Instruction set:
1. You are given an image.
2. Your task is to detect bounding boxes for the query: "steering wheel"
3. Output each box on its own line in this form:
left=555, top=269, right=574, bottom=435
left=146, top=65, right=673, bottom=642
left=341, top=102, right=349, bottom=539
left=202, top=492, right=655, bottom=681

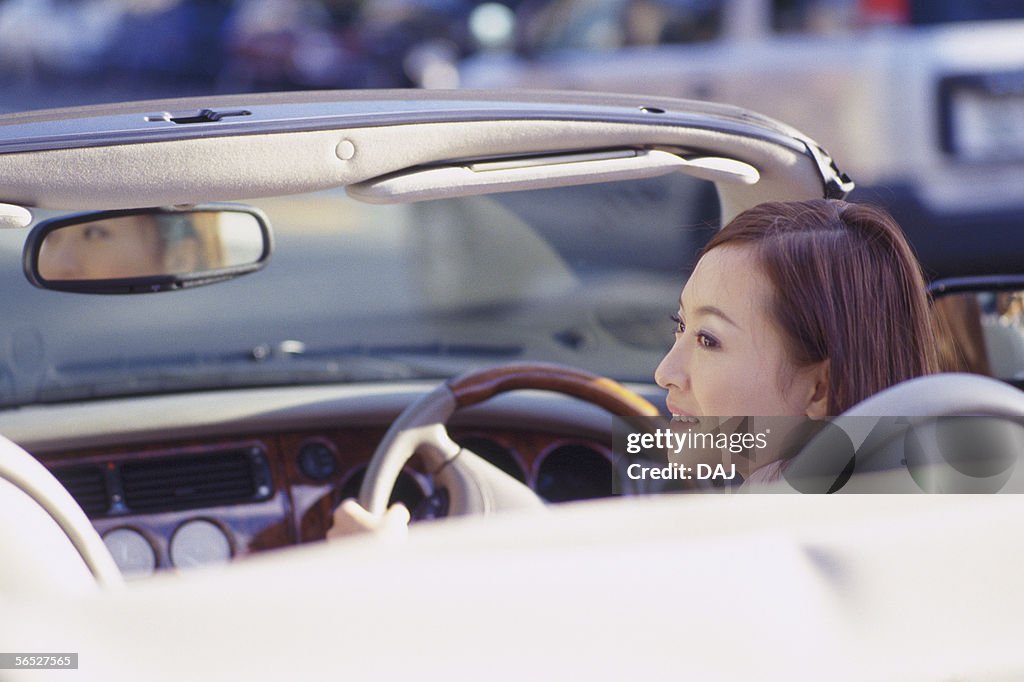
left=0, top=434, right=123, bottom=590
left=357, top=362, right=660, bottom=517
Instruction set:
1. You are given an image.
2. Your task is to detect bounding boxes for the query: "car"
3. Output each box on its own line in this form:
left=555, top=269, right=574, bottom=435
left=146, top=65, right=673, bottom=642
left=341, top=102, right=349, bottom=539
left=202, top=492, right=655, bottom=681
left=0, top=90, right=1022, bottom=680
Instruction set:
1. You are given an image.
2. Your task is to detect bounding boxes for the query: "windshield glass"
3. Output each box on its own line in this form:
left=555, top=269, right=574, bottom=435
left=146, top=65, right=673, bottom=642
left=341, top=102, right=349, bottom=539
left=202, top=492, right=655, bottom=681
left=0, top=174, right=718, bottom=407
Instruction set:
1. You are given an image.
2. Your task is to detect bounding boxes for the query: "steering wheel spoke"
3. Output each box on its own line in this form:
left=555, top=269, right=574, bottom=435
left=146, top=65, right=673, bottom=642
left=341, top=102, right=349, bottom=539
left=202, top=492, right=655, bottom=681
left=358, top=362, right=660, bottom=518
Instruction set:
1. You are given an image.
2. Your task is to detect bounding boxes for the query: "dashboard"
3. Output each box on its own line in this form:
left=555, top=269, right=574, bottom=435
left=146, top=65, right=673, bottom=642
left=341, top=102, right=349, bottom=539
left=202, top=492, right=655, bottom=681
left=3, top=381, right=652, bottom=578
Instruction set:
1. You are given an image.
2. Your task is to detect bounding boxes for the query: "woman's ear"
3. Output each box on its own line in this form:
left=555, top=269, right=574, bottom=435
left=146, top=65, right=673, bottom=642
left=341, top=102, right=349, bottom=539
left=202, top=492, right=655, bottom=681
left=803, top=360, right=830, bottom=418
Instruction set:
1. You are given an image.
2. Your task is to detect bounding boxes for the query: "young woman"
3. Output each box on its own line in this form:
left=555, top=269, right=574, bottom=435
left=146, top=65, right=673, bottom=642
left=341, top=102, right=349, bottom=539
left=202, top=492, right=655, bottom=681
left=331, top=198, right=938, bottom=532
left=655, top=198, right=938, bottom=481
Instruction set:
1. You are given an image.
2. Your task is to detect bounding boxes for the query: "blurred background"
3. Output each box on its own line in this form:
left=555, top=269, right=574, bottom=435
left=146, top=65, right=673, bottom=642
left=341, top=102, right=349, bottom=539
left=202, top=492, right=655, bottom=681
left=2, top=0, right=1024, bottom=275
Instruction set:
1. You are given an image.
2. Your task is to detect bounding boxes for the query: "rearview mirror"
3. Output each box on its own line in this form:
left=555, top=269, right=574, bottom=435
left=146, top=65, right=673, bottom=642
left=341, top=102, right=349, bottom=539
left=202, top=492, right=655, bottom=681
left=24, top=205, right=272, bottom=293
left=932, top=281, right=1024, bottom=385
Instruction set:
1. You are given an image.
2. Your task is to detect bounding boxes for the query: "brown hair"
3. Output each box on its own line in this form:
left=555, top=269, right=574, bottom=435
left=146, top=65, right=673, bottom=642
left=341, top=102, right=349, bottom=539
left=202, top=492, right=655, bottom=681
left=702, top=199, right=938, bottom=415
left=932, top=294, right=991, bottom=375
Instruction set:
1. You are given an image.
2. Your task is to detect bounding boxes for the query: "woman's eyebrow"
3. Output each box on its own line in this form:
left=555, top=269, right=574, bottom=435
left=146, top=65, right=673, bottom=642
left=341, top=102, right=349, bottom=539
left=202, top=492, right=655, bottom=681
left=678, top=297, right=740, bottom=329
left=696, top=305, right=740, bottom=329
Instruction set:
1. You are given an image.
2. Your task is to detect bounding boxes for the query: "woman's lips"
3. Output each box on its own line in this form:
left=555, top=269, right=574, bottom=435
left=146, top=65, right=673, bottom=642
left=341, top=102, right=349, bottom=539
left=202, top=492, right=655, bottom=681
left=666, top=400, right=700, bottom=423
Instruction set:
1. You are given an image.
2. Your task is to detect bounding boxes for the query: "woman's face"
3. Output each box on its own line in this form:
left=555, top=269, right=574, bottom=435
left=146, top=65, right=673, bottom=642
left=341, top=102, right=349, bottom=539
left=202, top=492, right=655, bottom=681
left=38, top=215, right=201, bottom=281
left=655, top=245, right=828, bottom=419
left=39, top=217, right=166, bottom=280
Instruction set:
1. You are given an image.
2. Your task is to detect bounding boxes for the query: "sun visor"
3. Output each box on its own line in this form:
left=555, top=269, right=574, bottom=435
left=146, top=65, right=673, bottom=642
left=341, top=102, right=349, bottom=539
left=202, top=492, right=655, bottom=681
left=0, top=203, right=31, bottom=228
left=347, top=149, right=759, bottom=204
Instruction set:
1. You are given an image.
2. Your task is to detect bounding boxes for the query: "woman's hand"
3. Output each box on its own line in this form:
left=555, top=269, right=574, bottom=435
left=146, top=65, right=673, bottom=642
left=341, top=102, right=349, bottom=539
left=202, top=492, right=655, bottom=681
left=326, top=498, right=410, bottom=541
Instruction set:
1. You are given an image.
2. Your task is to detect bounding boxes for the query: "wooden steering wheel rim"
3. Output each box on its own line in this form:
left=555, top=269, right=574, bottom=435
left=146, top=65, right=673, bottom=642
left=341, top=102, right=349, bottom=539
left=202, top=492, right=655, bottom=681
left=447, top=362, right=661, bottom=417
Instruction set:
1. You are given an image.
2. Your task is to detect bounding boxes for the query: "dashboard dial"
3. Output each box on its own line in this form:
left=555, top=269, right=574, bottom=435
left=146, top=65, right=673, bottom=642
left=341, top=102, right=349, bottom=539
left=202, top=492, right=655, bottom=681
left=169, top=519, right=233, bottom=569
left=102, top=528, right=156, bottom=578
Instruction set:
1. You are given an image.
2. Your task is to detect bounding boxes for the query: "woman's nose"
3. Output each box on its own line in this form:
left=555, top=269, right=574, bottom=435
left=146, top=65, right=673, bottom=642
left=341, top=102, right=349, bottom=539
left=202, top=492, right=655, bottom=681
left=655, top=336, right=689, bottom=390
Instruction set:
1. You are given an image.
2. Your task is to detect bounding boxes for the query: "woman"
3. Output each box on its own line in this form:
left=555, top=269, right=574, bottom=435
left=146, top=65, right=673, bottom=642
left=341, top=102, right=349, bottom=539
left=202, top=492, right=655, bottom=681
left=331, top=198, right=938, bottom=533
left=656, top=198, right=937, bottom=481
left=38, top=214, right=209, bottom=281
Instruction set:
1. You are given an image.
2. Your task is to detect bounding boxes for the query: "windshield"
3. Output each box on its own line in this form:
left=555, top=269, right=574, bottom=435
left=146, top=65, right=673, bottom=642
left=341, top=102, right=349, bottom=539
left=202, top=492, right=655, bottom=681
left=0, top=174, right=718, bottom=408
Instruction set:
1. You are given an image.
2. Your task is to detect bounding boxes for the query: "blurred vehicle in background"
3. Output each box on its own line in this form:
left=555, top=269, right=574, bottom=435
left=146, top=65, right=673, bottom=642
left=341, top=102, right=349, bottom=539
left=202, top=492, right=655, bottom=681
left=458, top=0, right=1024, bottom=280
left=219, top=0, right=478, bottom=91
left=0, top=0, right=481, bottom=100
left=0, top=0, right=122, bottom=83
left=0, top=0, right=237, bottom=101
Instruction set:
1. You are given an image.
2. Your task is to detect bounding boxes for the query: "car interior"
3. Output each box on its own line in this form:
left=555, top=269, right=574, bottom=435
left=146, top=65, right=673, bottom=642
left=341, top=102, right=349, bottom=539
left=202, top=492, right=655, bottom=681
left=0, top=90, right=1022, bottom=680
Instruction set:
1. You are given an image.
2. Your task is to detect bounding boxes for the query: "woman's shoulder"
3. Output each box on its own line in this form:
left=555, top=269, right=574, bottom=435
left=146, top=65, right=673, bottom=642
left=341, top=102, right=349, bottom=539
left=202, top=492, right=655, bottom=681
left=743, top=459, right=788, bottom=486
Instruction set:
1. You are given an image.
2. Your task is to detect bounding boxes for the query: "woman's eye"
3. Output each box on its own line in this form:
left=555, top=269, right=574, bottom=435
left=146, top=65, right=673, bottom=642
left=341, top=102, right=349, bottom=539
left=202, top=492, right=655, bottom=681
left=670, top=314, right=685, bottom=335
left=82, top=226, right=109, bottom=241
left=697, top=333, right=719, bottom=349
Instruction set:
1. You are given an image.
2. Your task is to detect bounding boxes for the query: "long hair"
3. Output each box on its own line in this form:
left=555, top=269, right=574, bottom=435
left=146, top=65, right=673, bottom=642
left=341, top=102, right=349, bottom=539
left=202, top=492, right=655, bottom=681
left=702, top=199, right=938, bottom=415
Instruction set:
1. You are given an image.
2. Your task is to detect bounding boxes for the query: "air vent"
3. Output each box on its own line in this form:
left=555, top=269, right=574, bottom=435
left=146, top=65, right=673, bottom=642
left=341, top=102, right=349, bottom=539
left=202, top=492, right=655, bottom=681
left=52, top=465, right=109, bottom=518
left=121, top=449, right=271, bottom=514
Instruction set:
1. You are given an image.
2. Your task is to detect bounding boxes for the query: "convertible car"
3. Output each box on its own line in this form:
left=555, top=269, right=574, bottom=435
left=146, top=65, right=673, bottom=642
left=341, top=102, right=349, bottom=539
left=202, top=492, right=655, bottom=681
left=0, top=91, right=1023, bottom=680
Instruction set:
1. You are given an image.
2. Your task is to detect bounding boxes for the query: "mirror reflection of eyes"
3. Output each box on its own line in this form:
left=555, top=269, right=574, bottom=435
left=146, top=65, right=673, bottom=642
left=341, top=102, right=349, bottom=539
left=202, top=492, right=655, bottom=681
left=36, top=211, right=266, bottom=283
left=82, top=224, right=111, bottom=241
